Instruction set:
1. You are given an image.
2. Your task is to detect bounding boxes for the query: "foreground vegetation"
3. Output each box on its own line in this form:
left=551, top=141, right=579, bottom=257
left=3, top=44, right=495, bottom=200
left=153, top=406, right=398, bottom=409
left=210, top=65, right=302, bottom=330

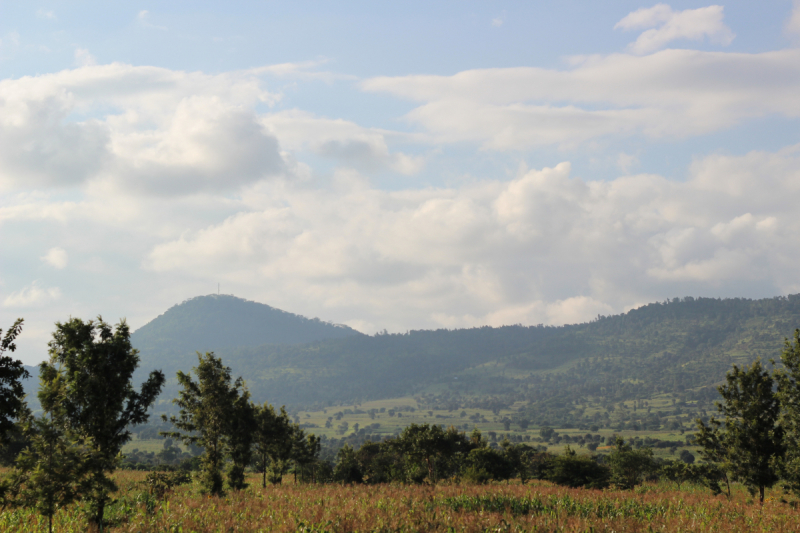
left=2, top=471, right=800, bottom=532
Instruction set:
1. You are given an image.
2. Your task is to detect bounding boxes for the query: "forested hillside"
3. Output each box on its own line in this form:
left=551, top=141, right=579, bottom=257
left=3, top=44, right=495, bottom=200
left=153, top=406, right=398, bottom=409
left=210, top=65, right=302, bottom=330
left=132, top=294, right=800, bottom=431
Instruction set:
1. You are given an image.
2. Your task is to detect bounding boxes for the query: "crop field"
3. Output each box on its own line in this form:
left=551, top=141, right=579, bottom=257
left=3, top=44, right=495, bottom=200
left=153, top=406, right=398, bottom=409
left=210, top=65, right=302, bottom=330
left=128, top=396, right=700, bottom=461
left=2, top=470, right=799, bottom=532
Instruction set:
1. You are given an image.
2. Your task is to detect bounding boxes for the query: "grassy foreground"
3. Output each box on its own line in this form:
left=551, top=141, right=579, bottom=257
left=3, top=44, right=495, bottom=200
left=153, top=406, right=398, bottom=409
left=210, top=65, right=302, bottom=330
left=0, top=471, right=800, bottom=533
left=2, top=471, right=800, bottom=532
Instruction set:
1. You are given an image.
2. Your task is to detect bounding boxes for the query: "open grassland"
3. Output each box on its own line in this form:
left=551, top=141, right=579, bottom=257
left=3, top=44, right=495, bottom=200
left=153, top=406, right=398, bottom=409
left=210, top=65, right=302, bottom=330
left=2, top=470, right=800, bottom=532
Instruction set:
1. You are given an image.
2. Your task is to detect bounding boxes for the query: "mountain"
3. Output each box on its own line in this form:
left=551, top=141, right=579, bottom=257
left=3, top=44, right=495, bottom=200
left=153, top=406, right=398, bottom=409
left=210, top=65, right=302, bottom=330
left=133, top=294, right=800, bottom=432
left=132, top=294, right=361, bottom=379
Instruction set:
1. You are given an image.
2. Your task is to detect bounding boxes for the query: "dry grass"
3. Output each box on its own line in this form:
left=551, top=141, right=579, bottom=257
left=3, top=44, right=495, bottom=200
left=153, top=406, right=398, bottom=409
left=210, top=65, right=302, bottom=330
left=2, top=471, right=799, bottom=532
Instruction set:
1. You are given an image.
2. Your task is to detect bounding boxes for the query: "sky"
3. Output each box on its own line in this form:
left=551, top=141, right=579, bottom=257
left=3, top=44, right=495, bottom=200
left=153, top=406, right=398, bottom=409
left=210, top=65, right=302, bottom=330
left=2, top=1, right=800, bottom=365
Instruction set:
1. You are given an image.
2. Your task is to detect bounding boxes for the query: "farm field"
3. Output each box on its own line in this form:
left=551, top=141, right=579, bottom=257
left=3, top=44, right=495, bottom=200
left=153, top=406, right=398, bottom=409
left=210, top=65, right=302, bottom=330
left=127, top=396, right=700, bottom=461
left=1, top=470, right=798, bottom=532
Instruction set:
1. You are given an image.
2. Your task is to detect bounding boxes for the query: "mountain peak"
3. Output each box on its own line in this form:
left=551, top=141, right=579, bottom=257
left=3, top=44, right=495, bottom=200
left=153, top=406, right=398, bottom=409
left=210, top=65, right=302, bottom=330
left=132, top=294, right=360, bottom=354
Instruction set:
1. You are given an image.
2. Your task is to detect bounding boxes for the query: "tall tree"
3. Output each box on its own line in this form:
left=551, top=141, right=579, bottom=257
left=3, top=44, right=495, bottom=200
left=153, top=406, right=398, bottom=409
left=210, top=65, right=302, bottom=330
left=163, top=352, right=245, bottom=495
left=0, top=319, right=30, bottom=444
left=696, top=360, right=783, bottom=503
left=775, top=329, right=800, bottom=496
left=227, top=390, right=255, bottom=490
left=41, top=317, right=165, bottom=528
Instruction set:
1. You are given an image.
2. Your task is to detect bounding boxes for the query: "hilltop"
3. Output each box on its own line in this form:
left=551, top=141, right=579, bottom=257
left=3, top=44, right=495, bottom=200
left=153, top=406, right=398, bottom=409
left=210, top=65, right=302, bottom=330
left=132, top=294, right=361, bottom=376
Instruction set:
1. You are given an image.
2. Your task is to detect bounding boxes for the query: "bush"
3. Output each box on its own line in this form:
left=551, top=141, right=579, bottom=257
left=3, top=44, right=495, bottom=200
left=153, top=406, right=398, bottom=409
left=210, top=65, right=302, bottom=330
left=545, top=447, right=610, bottom=489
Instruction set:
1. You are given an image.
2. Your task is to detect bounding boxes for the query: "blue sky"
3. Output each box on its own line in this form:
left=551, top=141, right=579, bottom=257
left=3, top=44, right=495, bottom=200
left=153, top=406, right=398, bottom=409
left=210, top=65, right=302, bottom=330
left=2, top=1, right=800, bottom=364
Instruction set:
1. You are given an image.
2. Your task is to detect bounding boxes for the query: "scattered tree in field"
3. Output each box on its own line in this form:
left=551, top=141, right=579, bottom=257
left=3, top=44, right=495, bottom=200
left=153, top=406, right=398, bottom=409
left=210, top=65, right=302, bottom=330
left=605, top=437, right=657, bottom=490
left=12, top=407, right=85, bottom=533
left=775, top=329, right=800, bottom=497
left=162, top=352, right=244, bottom=496
left=0, top=319, right=30, bottom=444
left=544, top=446, right=610, bottom=489
left=695, top=360, right=783, bottom=503
left=40, top=317, right=165, bottom=528
left=227, top=390, right=255, bottom=490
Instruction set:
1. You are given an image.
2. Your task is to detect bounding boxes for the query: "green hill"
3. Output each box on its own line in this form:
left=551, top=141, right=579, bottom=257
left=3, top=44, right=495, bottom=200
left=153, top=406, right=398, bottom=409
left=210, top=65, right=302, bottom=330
left=133, top=294, right=800, bottom=432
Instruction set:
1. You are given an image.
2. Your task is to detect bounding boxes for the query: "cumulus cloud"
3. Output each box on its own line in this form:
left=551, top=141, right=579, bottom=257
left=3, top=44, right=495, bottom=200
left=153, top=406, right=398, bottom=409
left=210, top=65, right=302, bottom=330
left=0, top=63, right=285, bottom=195
left=3, top=282, right=62, bottom=308
left=42, top=247, right=68, bottom=269
left=262, top=110, right=424, bottom=175
left=142, top=145, right=800, bottom=330
left=363, top=49, right=800, bottom=149
left=615, top=4, right=734, bottom=54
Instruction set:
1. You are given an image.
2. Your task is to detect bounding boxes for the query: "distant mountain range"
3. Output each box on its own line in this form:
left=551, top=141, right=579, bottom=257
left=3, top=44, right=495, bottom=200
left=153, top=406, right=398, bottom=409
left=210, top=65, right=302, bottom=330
left=125, top=294, right=800, bottom=424
left=23, top=293, right=800, bottom=430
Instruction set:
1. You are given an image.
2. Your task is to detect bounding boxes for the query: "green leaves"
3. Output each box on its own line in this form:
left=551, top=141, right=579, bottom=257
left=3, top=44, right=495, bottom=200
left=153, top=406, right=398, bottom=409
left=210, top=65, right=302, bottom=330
left=695, top=359, right=783, bottom=503
left=163, top=352, right=251, bottom=495
left=0, top=319, right=30, bottom=444
left=33, top=316, right=165, bottom=527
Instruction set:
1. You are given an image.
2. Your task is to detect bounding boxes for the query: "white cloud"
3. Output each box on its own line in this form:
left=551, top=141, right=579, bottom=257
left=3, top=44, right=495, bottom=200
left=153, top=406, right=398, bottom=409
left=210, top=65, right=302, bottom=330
left=36, top=9, right=56, bottom=20
left=0, top=63, right=285, bottom=195
left=74, top=48, right=96, bottom=67
left=262, top=110, right=425, bottom=175
left=3, top=282, right=62, bottom=308
left=491, top=12, right=505, bottom=28
left=42, top=247, right=68, bottom=269
left=615, top=4, right=734, bottom=54
left=617, top=152, right=638, bottom=173
left=363, top=48, right=800, bottom=149
left=138, top=10, right=167, bottom=31
left=141, top=145, right=800, bottom=331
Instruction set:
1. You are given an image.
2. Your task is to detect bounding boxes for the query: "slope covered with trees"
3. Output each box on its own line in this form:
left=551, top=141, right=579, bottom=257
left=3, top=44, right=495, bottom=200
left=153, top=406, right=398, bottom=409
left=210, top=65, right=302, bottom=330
left=133, top=294, right=800, bottom=432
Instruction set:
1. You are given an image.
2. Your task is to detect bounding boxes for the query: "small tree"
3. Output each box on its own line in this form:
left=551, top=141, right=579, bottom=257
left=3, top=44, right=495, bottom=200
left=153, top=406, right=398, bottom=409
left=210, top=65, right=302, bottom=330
left=696, top=360, right=783, bottom=503
left=775, top=329, right=800, bottom=496
left=42, top=317, right=165, bottom=528
left=162, top=352, right=244, bottom=496
left=13, top=408, right=86, bottom=533
left=605, top=437, right=656, bottom=490
left=0, top=319, right=30, bottom=444
left=546, top=446, right=610, bottom=489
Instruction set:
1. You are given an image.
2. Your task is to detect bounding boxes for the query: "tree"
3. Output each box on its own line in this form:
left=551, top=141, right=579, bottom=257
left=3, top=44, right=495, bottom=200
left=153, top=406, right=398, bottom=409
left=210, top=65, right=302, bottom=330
left=695, top=360, right=783, bottom=503
left=162, top=352, right=245, bottom=496
left=12, top=407, right=86, bottom=533
left=0, top=319, right=30, bottom=444
left=41, top=317, right=165, bottom=528
left=545, top=446, right=610, bottom=489
left=252, top=403, right=295, bottom=486
left=226, top=390, right=255, bottom=490
left=605, top=437, right=657, bottom=490
left=775, top=329, right=800, bottom=496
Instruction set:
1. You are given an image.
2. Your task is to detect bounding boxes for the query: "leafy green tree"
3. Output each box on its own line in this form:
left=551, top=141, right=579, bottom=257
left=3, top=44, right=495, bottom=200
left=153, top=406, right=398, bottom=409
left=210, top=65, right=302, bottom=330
left=545, top=446, right=610, bottom=489
left=332, top=444, right=363, bottom=483
left=463, top=446, right=513, bottom=484
left=695, top=360, right=783, bottom=503
left=162, top=352, right=243, bottom=496
left=500, top=440, right=536, bottom=484
left=226, top=390, right=255, bottom=490
left=12, top=407, right=86, bottom=533
left=252, top=403, right=295, bottom=486
left=775, top=329, right=800, bottom=497
left=0, top=319, right=30, bottom=444
left=291, top=429, right=321, bottom=483
left=42, top=317, right=165, bottom=528
left=605, top=437, right=657, bottom=490
left=392, top=424, right=468, bottom=483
